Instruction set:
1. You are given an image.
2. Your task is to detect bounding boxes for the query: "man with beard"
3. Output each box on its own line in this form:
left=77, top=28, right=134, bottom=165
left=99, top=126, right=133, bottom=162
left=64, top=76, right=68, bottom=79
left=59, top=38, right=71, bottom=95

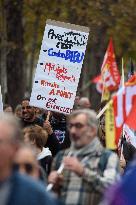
left=21, top=98, right=60, bottom=156
left=21, top=98, right=43, bottom=128
left=48, top=109, right=120, bottom=205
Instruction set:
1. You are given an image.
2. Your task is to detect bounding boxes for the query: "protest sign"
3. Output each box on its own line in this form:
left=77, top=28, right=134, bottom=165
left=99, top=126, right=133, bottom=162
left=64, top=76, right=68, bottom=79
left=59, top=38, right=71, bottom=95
left=30, top=19, right=89, bottom=114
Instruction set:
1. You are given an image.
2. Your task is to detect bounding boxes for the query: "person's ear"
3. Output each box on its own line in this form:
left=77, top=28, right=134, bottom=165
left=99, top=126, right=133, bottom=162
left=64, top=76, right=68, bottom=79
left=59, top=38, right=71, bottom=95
left=31, top=139, right=35, bottom=146
left=89, top=126, right=97, bottom=136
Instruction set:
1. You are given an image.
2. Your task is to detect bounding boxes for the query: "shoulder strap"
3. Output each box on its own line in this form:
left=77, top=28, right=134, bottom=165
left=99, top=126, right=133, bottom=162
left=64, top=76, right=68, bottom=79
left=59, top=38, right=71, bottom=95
left=55, top=149, right=69, bottom=170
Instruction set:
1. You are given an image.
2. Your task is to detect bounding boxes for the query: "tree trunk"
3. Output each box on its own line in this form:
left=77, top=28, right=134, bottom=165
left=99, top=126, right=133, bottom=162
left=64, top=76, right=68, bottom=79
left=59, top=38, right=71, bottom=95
left=5, top=0, right=24, bottom=108
left=29, top=11, right=41, bottom=92
left=0, top=0, right=7, bottom=103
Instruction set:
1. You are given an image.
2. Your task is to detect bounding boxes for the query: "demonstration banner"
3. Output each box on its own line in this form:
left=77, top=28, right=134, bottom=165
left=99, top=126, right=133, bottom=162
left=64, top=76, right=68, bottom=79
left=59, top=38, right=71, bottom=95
left=105, top=100, right=116, bottom=149
left=30, top=20, right=89, bottom=114
left=101, top=38, right=120, bottom=101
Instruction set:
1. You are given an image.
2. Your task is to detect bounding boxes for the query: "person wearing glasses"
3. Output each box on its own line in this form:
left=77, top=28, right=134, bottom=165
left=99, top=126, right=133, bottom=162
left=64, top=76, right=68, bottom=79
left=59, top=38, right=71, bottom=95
left=13, top=144, right=46, bottom=182
left=48, top=109, right=120, bottom=205
left=0, top=113, right=58, bottom=205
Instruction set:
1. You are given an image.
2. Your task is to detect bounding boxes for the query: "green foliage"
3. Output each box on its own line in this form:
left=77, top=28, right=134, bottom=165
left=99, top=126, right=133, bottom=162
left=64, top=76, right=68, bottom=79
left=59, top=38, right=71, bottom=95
left=22, top=0, right=136, bottom=101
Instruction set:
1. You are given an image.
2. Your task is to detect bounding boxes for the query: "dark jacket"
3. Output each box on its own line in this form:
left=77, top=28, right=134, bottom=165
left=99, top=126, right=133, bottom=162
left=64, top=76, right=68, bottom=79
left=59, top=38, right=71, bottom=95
left=38, top=147, right=52, bottom=175
left=46, top=133, right=61, bottom=157
left=121, top=138, right=136, bottom=165
left=7, top=172, right=57, bottom=205
left=50, top=115, right=71, bottom=150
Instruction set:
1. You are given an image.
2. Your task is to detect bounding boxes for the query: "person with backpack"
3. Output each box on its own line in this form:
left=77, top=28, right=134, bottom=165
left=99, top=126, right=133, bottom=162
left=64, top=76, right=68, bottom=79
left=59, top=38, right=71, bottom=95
left=48, top=109, right=120, bottom=205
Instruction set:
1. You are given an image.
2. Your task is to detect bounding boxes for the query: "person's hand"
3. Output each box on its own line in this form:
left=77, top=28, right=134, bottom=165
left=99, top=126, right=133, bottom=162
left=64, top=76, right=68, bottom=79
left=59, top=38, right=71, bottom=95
left=48, top=171, right=63, bottom=188
left=63, top=156, right=84, bottom=176
left=120, top=154, right=126, bottom=169
left=43, top=120, right=53, bottom=135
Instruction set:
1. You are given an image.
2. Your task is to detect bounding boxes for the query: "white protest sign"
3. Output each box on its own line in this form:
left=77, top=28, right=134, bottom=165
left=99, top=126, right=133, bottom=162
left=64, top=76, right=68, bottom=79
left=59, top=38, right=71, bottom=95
left=30, top=19, right=89, bottom=114
left=0, top=86, right=3, bottom=112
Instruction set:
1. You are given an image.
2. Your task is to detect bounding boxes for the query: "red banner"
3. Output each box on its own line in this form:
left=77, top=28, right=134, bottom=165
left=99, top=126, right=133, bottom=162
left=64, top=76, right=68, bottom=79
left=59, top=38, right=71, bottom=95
left=101, top=38, right=120, bottom=91
left=113, top=74, right=136, bottom=145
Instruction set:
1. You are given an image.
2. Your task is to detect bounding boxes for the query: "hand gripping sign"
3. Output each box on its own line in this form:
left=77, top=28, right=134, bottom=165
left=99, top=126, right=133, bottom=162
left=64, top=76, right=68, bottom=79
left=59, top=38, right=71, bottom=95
left=30, top=20, right=89, bottom=114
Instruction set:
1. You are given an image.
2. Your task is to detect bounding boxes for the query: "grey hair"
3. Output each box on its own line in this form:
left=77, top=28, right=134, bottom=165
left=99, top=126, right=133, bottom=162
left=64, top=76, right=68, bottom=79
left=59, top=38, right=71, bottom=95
left=68, top=109, right=98, bottom=131
left=0, top=112, right=23, bottom=143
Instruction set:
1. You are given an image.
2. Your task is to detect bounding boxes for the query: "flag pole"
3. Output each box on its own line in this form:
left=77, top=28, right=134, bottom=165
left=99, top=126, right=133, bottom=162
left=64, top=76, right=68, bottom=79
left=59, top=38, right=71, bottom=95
left=120, top=58, right=125, bottom=160
left=96, top=86, right=124, bottom=119
left=96, top=100, right=112, bottom=119
left=46, top=151, right=72, bottom=191
left=121, top=58, right=125, bottom=87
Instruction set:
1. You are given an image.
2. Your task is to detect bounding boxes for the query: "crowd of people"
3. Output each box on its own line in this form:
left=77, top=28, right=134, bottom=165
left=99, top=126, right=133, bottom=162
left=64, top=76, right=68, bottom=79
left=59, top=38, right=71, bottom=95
left=1, top=96, right=136, bottom=205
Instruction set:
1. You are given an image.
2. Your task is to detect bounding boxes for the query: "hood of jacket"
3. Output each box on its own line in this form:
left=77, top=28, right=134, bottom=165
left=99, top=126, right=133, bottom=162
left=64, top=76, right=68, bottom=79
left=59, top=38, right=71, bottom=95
left=37, top=147, right=52, bottom=160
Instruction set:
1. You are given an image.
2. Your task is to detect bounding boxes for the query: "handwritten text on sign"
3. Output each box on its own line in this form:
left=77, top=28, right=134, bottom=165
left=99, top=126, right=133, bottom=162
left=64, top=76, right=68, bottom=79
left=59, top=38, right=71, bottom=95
left=30, top=20, right=89, bottom=114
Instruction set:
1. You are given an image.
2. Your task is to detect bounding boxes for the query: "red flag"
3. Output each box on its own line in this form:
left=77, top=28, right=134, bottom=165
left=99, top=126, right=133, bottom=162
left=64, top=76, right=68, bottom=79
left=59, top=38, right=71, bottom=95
left=125, top=98, right=136, bottom=131
left=113, top=74, right=136, bottom=145
left=101, top=38, right=120, bottom=91
left=125, top=75, right=136, bottom=130
left=92, top=75, right=103, bottom=93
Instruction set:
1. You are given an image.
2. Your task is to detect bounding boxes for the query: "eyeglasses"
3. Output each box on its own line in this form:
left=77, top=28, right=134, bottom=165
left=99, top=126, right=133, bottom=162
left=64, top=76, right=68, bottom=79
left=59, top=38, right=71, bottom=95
left=67, top=123, right=88, bottom=130
left=13, top=162, right=35, bottom=174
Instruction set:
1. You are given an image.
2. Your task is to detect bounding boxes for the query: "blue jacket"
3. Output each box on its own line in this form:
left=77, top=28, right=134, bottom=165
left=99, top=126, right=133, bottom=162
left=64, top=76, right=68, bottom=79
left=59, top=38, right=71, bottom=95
left=7, top=172, right=58, bottom=205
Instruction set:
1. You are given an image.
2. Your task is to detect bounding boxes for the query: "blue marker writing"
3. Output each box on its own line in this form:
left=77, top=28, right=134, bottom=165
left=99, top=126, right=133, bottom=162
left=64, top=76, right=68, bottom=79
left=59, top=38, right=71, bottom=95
left=48, top=48, right=84, bottom=63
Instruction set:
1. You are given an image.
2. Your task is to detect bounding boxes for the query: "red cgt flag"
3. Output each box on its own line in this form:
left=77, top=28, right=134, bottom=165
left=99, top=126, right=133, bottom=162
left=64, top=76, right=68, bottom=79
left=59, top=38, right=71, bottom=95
left=92, top=75, right=103, bottom=93
left=101, top=38, right=120, bottom=91
left=113, top=74, right=136, bottom=145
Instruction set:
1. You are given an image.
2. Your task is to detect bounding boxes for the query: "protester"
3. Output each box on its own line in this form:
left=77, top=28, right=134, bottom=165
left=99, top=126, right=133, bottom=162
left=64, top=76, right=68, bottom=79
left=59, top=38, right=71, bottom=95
left=21, top=98, right=60, bottom=156
left=48, top=109, right=120, bottom=205
left=43, top=113, right=61, bottom=156
left=73, top=94, right=80, bottom=109
left=118, top=136, right=136, bottom=173
left=78, top=97, right=91, bottom=109
left=14, top=104, right=22, bottom=118
left=13, top=144, right=46, bottom=181
left=42, top=111, right=71, bottom=156
left=49, top=112, right=71, bottom=150
left=23, top=125, right=52, bottom=175
left=0, top=112, right=58, bottom=205
left=21, top=98, right=43, bottom=127
left=3, top=104, right=13, bottom=113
